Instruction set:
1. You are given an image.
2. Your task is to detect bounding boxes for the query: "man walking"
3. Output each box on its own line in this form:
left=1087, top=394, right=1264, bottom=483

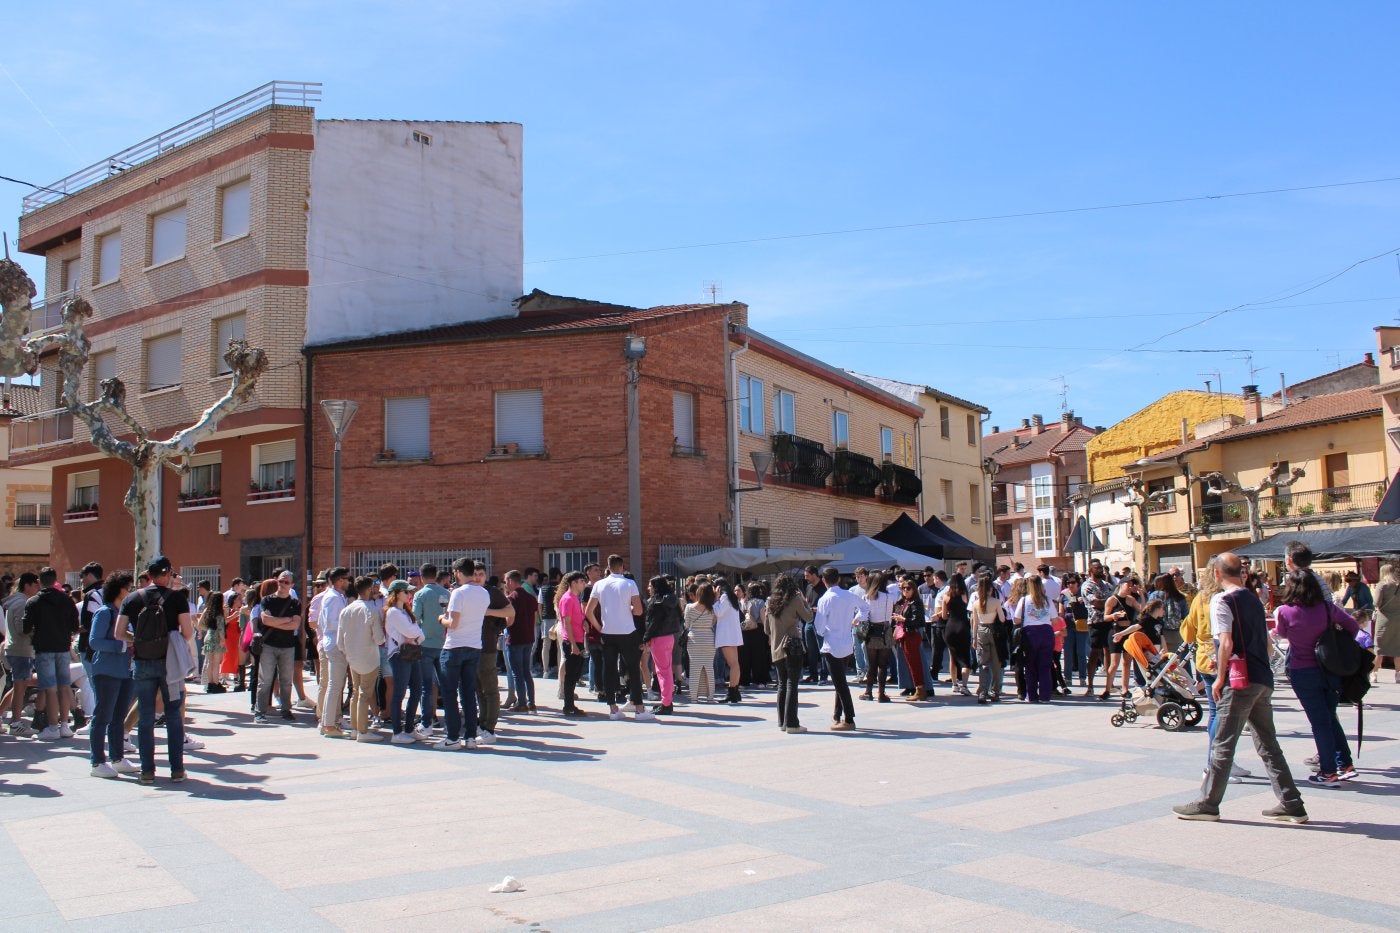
left=1173, top=552, right=1307, bottom=823
left=585, top=555, right=655, bottom=721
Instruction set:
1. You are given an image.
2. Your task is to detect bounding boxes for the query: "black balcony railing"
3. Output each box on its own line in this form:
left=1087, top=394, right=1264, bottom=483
left=881, top=462, right=923, bottom=505
left=1194, top=480, right=1387, bottom=530
left=832, top=449, right=881, bottom=497
left=771, top=433, right=833, bottom=489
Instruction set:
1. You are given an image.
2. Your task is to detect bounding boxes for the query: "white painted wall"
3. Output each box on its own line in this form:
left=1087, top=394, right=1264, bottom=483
left=305, top=121, right=523, bottom=344
left=1029, top=461, right=1057, bottom=558
left=1082, top=489, right=1134, bottom=572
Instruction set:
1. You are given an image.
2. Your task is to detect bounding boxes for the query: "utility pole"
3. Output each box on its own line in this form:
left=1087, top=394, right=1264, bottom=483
left=623, top=335, right=647, bottom=572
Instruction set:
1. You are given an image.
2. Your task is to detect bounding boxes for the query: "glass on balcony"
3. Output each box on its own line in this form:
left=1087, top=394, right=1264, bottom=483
left=11, top=409, right=75, bottom=452
left=833, top=449, right=881, bottom=497
left=771, top=433, right=833, bottom=489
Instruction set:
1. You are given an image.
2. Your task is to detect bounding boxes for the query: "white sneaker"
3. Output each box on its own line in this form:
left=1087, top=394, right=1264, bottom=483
left=90, top=762, right=119, bottom=778
left=295, top=698, right=317, bottom=711
left=413, top=726, right=433, bottom=740
left=124, top=735, right=138, bottom=754
left=608, top=708, right=625, bottom=720
left=59, top=723, right=75, bottom=738
left=633, top=709, right=657, bottom=721
left=390, top=732, right=416, bottom=745
left=476, top=730, right=496, bottom=746
left=183, top=736, right=206, bottom=751
left=112, top=759, right=140, bottom=775
left=464, top=738, right=478, bottom=749
left=356, top=731, right=383, bottom=743
left=436, top=738, right=464, bottom=750
left=38, top=725, right=61, bottom=741
left=1203, top=768, right=1243, bottom=785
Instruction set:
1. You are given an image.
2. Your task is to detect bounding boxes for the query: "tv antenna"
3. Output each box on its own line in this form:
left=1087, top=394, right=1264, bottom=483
left=1198, top=370, right=1222, bottom=395
left=702, top=280, right=723, bottom=304
left=1053, top=375, right=1069, bottom=413
left=1234, top=352, right=1265, bottom=385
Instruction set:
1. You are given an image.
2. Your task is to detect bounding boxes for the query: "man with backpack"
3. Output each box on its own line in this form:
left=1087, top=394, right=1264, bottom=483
left=119, top=556, right=193, bottom=785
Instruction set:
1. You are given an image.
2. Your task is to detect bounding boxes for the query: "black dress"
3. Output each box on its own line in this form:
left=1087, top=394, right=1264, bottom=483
left=944, top=595, right=972, bottom=672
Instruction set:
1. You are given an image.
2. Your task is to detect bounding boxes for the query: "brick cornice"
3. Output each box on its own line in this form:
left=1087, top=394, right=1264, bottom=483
left=19, top=131, right=315, bottom=254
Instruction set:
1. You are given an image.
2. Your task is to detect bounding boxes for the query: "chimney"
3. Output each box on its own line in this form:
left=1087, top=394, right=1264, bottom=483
left=1180, top=417, right=1189, bottom=445
left=992, top=425, right=999, bottom=434
left=1279, top=372, right=1288, bottom=409
left=1365, top=352, right=1375, bottom=366
left=1060, top=411, right=1074, bottom=433
left=1020, top=418, right=1030, bottom=430
left=1243, top=385, right=1262, bottom=424
left=1031, top=414, right=1044, bottom=434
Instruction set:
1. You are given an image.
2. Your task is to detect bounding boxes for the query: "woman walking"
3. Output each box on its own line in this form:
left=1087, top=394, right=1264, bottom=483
left=1275, top=569, right=1360, bottom=784
left=684, top=583, right=718, bottom=702
left=1013, top=575, right=1057, bottom=703
left=642, top=576, right=684, bottom=715
left=199, top=592, right=227, bottom=693
left=383, top=580, right=425, bottom=745
left=860, top=572, right=896, bottom=702
left=763, top=574, right=813, bottom=733
left=940, top=574, right=973, bottom=696
left=972, top=575, right=1005, bottom=703
left=713, top=579, right=745, bottom=703
left=87, top=572, right=139, bottom=778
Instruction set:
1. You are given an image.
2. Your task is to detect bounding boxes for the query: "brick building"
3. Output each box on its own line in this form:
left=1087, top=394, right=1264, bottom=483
left=0, top=384, right=53, bottom=576
left=11, top=81, right=522, bottom=584
left=985, top=413, right=1097, bottom=572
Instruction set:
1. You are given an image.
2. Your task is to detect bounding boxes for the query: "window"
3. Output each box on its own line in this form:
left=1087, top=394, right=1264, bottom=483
left=834, top=518, right=858, bottom=541
left=1032, top=474, right=1053, bottom=509
left=149, top=204, right=187, bottom=266
left=1035, top=517, right=1055, bottom=553
left=213, top=314, right=246, bottom=375
left=1018, top=523, right=1032, bottom=552
left=96, top=230, right=121, bottom=284
left=90, top=349, right=116, bottom=400
left=1147, top=478, right=1177, bottom=512
left=542, top=548, right=597, bottom=575
left=412, top=130, right=433, bottom=146
left=940, top=479, right=954, bottom=518
left=385, top=396, right=431, bottom=459
left=832, top=410, right=849, bottom=449
left=969, top=484, right=982, bottom=521
left=738, top=374, right=765, bottom=434
left=940, top=405, right=951, bottom=439
left=774, top=390, right=795, bottom=434
left=1392, top=346, right=1400, bottom=368
left=880, top=426, right=894, bottom=461
left=1102, top=526, right=1111, bottom=547
left=252, top=439, right=296, bottom=496
left=1012, top=483, right=1027, bottom=512
left=180, top=451, right=222, bottom=503
left=69, top=470, right=99, bottom=511
left=15, top=494, right=50, bottom=528
left=144, top=332, right=182, bottom=392
left=219, top=179, right=251, bottom=241
left=742, top=527, right=771, bottom=548
left=966, top=413, right=977, bottom=445
left=672, top=391, right=697, bottom=452
left=495, top=388, right=544, bottom=454
left=61, top=258, right=80, bottom=293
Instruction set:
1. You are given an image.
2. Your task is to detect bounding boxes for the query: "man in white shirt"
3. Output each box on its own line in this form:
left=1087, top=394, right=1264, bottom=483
left=316, top=568, right=351, bottom=738
left=1038, top=564, right=1062, bottom=605
left=994, top=566, right=1014, bottom=602
left=435, top=558, right=513, bottom=750
left=585, top=554, right=654, bottom=721
left=814, top=567, right=868, bottom=730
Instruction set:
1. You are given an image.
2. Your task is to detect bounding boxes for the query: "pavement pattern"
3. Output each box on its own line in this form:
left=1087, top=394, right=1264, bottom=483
left=2, top=673, right=1398, bottom=932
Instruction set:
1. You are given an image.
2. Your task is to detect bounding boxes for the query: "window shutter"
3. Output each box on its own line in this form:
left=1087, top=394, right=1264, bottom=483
left=672, top=392, right=695, bottom=449
left=146, top=332, right=182, bottom=390
left=150, top=204, right=187, bottom=265
left=214, top=314, right=246, bottom=374
left=258, top=440, right=297, bottom=466
left=221, top=179, right=251, bottom=240
left=385, top=397, right=431, bottom=459
left=495, top=389, right=544, bottom=453
left=98, top=231, right=121, bottom=283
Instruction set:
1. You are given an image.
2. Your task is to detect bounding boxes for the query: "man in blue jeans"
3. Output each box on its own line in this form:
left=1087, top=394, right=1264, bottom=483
left=504, top=570, right=539, bottom=712
left=411, top=562, right=450, bottom=734
left=436, top=558, right=513, bottom=750
left=119, top=556, right=193, bottom=785
left=801, top=566, right=828, bottom=684
left=22, top=567, right=80, bottom=740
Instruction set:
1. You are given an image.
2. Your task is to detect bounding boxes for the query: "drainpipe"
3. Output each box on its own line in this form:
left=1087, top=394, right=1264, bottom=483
left=302, top=349, right=314, bottom=581
left=726, top=319, right=749, bottom=546
left=914, top=417, right=925, bottom=524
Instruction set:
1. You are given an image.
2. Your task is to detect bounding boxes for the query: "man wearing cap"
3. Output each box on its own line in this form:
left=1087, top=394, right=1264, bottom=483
left=118, top=557, right=193, bottom=784
left=254, top=571, right=302, bottom=724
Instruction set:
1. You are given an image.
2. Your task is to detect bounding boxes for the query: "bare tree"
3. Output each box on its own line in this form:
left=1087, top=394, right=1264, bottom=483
left=0, top=257, right=267, bottom=571
left=1202, top=463, right=1306, bottom=543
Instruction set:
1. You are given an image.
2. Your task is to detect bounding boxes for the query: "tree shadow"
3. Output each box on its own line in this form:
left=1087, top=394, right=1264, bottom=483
left=1234, top=819, right=1400, bottom=841
left=0, top=780, right=62, bottom=799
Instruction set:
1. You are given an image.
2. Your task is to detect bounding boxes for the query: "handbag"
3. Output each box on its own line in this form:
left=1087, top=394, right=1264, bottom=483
left=1316, top=604, right=1361, bottom=677
left=1223, top=591, right=1249, bottom=690
left=780, top=633, right=805, bottom=662
left=397, top=641, right=423, bottom=663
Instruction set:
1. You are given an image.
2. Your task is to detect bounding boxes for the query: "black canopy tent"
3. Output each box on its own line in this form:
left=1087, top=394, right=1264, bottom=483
left=1233, top=526, right=1400, bottom=561
left=872, top=513, right=996, bottom=565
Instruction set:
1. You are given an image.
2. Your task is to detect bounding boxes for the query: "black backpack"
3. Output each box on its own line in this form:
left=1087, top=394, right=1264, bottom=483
left=132, top=587, right=171, bottom=661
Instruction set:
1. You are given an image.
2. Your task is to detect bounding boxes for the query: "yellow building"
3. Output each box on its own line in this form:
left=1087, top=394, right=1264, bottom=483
left=1132, top=385, right=1384, bottom=576
left=1086, top=390, right=1248, bottom=484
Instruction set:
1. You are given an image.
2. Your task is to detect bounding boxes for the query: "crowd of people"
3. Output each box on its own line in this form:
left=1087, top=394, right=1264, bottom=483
left=1, top=543, right=1392, bottom=816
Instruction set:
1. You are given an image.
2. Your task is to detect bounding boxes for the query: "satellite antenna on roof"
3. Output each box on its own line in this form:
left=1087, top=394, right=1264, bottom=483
left=703, top=280, right=723, bottom=304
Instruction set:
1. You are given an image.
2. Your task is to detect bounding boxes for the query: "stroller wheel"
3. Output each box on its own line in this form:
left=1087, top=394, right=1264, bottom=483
left=1183, top=699, right=1204, bottom=728
left=1156, top=701, right=1185, bottom=732
left=1123, top=708, right=1138, bottom=722
left=1110, top=713, right=1125, bottom=727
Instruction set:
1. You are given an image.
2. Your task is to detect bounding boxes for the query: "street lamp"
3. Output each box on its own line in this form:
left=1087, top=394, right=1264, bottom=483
left=320, top=399, right=359, bottom=567
left=731, top=449, right=774, bottom=494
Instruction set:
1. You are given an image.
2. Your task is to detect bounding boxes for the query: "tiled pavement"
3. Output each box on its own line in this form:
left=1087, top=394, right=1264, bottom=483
left=1, top=675, right=1397, bottom=931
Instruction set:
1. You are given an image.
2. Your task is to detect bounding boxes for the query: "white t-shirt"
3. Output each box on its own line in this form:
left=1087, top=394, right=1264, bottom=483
left=591, top=574, right=640, bottom=636
left=1014, top=595, right=1056, bottom=626
left=1210, top=587, right=1242, bottom=639
left=385, top=605, right=425, bottom=655
left=1040, top=575, right=1062, bottom=605
left=444, top=584, right=490, bottom=650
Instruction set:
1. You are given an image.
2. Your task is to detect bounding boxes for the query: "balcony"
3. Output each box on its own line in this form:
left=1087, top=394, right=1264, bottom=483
left=996, top=540, right=1014, bottom=554
left=880, top=462, right=923, bottom=505
left=771, top=433, right=833, bottom=490
left=10, top=409, right=75, bottom=452
left=832, top=449, right=881, bottom=497
left=1194, top=481, right=1387, bottom=533
left=28, top=290, right=74, bottom=335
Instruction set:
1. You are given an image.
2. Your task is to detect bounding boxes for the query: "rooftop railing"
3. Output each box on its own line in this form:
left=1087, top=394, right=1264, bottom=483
left=22, top=81, right=322, bottom=214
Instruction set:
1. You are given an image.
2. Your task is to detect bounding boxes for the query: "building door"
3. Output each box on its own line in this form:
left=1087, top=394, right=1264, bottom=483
left=1325, top=453, right=1350, bottom=501
left=250, top=554, right=294, bottom=582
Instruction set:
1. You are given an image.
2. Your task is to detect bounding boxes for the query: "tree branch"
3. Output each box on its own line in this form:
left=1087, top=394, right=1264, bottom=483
left=162, top=339, right=268, bottom=456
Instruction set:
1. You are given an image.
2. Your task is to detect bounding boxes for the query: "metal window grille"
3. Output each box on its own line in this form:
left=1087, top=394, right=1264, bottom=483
left=542, top=548, right=599, bottom=575
left=659, top=544, right=711, bottom=578
left=348, top=548, right=491, bottom=579
left=181, top=565, right=222, bottom=593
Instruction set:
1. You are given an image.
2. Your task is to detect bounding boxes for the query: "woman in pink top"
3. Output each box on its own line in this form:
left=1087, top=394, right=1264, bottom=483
left=556, top=572, right=589, bottom=717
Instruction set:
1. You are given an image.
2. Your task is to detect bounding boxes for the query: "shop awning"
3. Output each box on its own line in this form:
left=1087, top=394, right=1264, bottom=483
left=1233, top=526, right=1400, bottom=561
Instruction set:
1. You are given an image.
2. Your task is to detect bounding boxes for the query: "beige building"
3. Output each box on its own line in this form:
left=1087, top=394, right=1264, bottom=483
left=0, top=384, right=53, bottom=575
left=1375, top=328, right=1400, bottom=483
left=849, top=373, right=990, bottom=546
left=730, top=329, right=922, bottom=549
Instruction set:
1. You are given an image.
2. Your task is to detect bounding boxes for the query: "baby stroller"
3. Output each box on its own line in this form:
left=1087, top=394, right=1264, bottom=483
left=1110, top=634, right=1203, bottom=732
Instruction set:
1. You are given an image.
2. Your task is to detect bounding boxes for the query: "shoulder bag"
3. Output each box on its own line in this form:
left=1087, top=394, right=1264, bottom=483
left=1315, top=603, right=1361, bottom=677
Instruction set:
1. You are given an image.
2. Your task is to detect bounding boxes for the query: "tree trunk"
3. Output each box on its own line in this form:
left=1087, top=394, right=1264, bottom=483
left=124, top=454, right=162, bottom=573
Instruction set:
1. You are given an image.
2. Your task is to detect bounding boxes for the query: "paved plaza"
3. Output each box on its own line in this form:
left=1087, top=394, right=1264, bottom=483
left=2, top=676, right=1398, bottom=932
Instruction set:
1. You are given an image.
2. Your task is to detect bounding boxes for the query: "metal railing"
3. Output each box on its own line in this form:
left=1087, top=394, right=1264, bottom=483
left=1194, top=480, right=1388, bottom=529
left=28, top=290, right=74, bottom=335
left=22, top=81, right=322, bottom=214
left=11, top=409, right=75, bottom=452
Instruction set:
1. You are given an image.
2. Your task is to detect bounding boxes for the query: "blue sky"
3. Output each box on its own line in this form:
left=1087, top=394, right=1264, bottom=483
left=4, top=1, right=1399, bottom=428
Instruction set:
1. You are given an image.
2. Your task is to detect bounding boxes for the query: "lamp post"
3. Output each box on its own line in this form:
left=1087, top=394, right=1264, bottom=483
left=320, top=399, right=359, bottom=567
left=731, top=449, right=774, bottom=495
left=623, top=335, right=647, bottom=571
